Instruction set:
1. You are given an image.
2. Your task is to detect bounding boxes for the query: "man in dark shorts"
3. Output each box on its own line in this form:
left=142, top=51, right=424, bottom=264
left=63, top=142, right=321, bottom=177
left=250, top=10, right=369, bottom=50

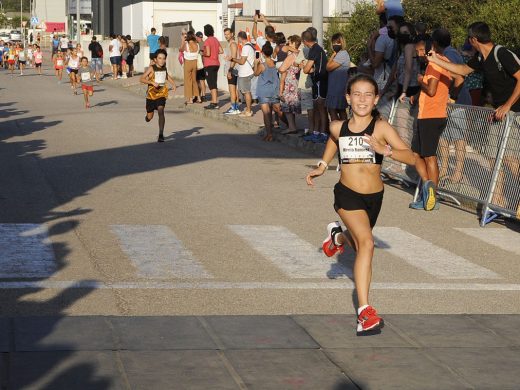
left=302, top=29, right=329, bottom=143
left=147, top=28, right=160, bottom=64
left=195, top=32, right=207, bottom=101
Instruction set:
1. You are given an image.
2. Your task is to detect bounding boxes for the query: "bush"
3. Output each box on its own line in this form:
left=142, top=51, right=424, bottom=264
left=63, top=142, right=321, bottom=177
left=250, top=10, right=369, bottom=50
left=476, top=0, right=520, bottom=51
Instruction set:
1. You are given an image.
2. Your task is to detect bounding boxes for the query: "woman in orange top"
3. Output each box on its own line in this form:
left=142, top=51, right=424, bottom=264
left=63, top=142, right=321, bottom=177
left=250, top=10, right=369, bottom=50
left=140, top=49, right=177, bottom=142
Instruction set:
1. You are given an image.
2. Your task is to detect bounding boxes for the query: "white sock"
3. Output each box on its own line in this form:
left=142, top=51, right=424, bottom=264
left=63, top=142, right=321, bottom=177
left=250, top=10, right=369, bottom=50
left=357, top=305, right=369, bottom=315
left=333, top=231, right=343, bottom=246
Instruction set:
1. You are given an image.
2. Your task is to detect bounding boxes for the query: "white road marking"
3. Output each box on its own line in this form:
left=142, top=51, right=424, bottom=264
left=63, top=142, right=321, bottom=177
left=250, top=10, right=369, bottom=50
left=227, top=225, right=352, bottom=279
left=0, top=224, right=56, bottom=278
left=373, top=227, right=500, bottom=279
left=110, top=225, right=212, bottom=279
left=455, top=228, right=520, bottom=256
left=1, top=280, right=520, bottom=291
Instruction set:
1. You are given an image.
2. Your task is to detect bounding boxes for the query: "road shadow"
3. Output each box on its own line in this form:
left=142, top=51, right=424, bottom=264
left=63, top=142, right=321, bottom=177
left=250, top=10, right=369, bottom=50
left=93, top=100, right=118, bottom=107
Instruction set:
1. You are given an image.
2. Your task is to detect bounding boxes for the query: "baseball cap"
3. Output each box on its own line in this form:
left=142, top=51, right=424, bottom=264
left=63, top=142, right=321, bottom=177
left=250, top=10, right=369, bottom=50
left=195, top=31, right=203, bottom=38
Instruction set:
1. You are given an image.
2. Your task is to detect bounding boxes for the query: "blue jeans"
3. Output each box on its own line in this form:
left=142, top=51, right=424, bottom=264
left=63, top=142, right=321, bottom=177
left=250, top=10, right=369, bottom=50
left=90, top=58, right=103, bottom=73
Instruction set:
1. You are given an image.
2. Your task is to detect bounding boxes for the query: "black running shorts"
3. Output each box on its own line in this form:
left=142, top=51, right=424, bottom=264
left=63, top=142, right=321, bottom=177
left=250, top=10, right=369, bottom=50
left=205, top=65, right=219, bottom=90
left=412, top=118, right=448, bottom=157
left=334, top=182, right=384, bottom=228
left=146, top=97, right=166, bottom=113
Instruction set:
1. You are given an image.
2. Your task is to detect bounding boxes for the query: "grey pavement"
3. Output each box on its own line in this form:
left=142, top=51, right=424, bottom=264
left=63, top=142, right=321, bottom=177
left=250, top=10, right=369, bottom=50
left=2, top=315, right=520, bottom=390
left=1, top=56, right=520, bottom=389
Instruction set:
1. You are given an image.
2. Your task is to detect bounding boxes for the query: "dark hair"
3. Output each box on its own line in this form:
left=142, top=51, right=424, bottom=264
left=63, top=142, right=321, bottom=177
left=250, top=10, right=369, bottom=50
left=415, top=22, right=427, bottom=35
left=306, top=27, right=318, bottom=41
left=432, top=28, right=451, bottom=49
left=91, top=36, right=97, bottom=41
left=400, top=22, right=416, bottom=37
left=468, top=22, right=491, bottom=44
left=204, top=24, right=214, bottom=37
left=388, top=15, right=405, bottom=27
left=186, top=31, right=196, bottom=42
left=223, top=28, right=233, bottom=35
left=158, top=36, right=167, bottom=45
left=126, top=34, right=131, bottom=40
left=155, top=48, right=167, bottom=58
left=288, top=34, right=302, bottom=49
left=266, top=31, right=276, bottom=41
left=80, top=56, right=88, bottom=62
left=110, top=34, right=116, bottom=39
left=331, top=32, right=344, bottom=44
left=265, top=25, right=275, bottom=35
left=379, top=13, right=387, bottom=28
left=275, top=32, right=286, bottom=45
left=151, top=28, right=156, bottom=33
left=302, top=30, right=314, bottom=43
left=237, top=31, right=247, bottom=40
left=262, top=41, right=274, bottom=57
left=347, top=74, right=381, bottom=119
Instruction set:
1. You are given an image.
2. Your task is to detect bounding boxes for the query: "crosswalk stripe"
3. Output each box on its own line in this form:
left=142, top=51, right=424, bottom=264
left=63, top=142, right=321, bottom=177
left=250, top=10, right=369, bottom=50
left=0, top=224, right=56, bottom=278
left=227, top=225, right=351, bottom=278
left=110, top=225, right=213, bottom=279
left=455, top=228, right=520, bottom=256
left=373, top=227, right=500, bottom=279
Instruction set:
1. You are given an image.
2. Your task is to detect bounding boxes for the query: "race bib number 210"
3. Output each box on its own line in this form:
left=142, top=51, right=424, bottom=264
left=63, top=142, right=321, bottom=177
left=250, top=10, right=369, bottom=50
left=339, top=136, right=375, bottom=164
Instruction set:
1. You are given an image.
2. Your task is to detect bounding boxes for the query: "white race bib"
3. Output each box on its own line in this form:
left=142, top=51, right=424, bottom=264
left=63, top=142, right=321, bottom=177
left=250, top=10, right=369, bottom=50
left=8, top=54, right=14, bottom=60
left=81, top=72, right=91, bottom=82
left=339, top=136, right=375, bottom=164
left=154, top=70, right=166, bottom=85
left=57, top=59, right=63, bottom=66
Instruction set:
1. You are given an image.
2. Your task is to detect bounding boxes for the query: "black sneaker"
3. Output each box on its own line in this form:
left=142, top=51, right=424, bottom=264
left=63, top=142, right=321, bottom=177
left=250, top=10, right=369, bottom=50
left=204, top=103, right=218, bottom=110
left=157, top=134, right=165, bottom=142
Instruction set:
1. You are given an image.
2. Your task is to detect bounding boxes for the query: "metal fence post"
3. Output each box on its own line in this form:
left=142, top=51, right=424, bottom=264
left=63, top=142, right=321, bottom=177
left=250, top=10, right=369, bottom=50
left=480, top=114, right=513, bottom=227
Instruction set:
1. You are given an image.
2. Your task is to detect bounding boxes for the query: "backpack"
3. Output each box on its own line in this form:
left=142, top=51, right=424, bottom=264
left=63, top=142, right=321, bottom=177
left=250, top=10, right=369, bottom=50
left=95, top=42, right=103, bottom=58
left=480, top=45, right=520, bottom=75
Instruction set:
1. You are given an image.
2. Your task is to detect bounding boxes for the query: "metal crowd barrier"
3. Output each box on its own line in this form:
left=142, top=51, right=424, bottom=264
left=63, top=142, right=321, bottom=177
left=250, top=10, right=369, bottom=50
left=384, top=100, right=520, bottom=226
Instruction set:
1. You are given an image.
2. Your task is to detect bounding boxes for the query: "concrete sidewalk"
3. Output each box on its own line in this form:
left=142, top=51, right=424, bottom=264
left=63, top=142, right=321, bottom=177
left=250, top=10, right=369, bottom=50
left=2, top=314, right=520, bottom=389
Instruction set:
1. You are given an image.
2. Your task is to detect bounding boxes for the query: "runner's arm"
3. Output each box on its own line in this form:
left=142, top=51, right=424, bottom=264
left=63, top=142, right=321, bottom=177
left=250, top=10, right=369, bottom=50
left=306, top=121, right=341, bottom=186
left=417, top=74, right=439, bottom=97
left=365, top=121, right=416, bottom=165
left=139, top=67, right=156, bottom=87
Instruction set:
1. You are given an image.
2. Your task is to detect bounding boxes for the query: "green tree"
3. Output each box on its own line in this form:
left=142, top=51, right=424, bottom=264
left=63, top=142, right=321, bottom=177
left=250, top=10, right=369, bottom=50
left=10, top=15, right=29, bottom=30
left=476, top=0, right=520, bottom=51
left=325, top=1, right=378, bottom=64
left=1, top=0, right=30, bottom=12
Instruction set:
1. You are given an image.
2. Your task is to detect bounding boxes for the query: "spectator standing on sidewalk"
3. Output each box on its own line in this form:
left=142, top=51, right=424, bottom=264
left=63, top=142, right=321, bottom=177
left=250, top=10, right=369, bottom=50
left=254, top=42, right=284, bottom=142
left=147, top=28, right=160, bottom=65
left=229, top=31, right=255, bottom=117
left=182, top=31, right=201, bottom=105
left=195, top=32, right=207, bottom=102
left=428, top=22, right=520, bottom=209
left=302, top=30, right=329, bottom=143
left=109, top=34, right=122, bottom=80
left=410, top=29, right=463, bottom=211
left=326, top=32, right=351, bottom=121
left=88, top=36, right=103, bottom=82
left=52, top=34, right=60, bottom=56
left=202, top=24, right=223, bottom=110
left=223, top=28, right=240, bottom=115
left=278, top=35, right=302, bottom=134
left=295, top=36, right=314, bottom=137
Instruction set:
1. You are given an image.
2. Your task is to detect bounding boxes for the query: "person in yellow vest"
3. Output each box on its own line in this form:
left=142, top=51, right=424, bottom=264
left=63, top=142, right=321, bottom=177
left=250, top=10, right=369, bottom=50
left=140, top=49, right=177, bottom=142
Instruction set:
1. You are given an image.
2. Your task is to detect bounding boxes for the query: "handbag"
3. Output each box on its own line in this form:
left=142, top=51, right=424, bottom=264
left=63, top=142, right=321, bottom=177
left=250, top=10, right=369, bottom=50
left=196, top=53, right=204, bottom=70
left=178, top=51, right=184, bottom=65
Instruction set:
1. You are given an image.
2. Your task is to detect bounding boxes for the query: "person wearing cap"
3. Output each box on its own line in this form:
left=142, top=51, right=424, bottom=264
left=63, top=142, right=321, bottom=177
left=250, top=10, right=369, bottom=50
left=195, top=31, right=207, bottom=101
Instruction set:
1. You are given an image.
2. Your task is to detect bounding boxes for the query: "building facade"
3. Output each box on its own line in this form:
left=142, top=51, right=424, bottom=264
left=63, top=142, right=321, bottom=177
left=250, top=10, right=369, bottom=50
left=242, top=0, right=362, bottom=17
left=34, top=0, right=68, bottom=31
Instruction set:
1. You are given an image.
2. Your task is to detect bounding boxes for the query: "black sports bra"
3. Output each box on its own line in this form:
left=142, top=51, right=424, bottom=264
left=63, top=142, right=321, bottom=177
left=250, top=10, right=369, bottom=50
left=337, top=117, right=384, bottom=165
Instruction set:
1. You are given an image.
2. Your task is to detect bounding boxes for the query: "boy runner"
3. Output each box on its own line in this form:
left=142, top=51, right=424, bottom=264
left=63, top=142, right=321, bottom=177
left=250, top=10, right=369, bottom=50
left=79, top=57, right=94, bottom=108
left=140, top=49, right=177, bottom=142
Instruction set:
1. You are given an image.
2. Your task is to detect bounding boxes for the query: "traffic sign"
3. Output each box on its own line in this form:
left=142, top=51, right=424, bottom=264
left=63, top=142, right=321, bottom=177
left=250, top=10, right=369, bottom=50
left=22, top=21, right=27, bottom=27
left=30, top=16, right=39, bottom=27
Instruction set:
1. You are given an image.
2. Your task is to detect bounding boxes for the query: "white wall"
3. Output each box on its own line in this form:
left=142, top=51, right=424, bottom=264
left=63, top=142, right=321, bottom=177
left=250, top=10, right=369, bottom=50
left=243, top=0, right=362, bottom=17
left=123, top=1, right=223, bottom=41
left=34, top=0, right=67, bottom=24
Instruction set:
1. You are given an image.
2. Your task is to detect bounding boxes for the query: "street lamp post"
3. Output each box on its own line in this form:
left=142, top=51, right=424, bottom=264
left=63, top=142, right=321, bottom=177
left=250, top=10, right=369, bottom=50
left=312, top=0, right=323, bottom=46
left=76, top=0, right=80, bottom=44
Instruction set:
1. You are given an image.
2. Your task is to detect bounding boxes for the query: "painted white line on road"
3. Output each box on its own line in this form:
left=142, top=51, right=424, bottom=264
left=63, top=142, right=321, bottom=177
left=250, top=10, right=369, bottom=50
left=455, top=228, right=520, bottom=256
left=228, top=225, right=351, bottom=278
left=111, top=225, right=213, bottom=279
left=373, top=227, right=500, bottom=280
left=0, top=224, right=56, bottom=278
left=1, top=280, right=520, bottom=291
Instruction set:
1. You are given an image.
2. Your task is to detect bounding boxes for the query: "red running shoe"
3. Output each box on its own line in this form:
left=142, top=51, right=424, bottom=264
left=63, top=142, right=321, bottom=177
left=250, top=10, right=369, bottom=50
left=357, top=305, right=384, bottom=334
left=322, top=222, right=345, bottom=257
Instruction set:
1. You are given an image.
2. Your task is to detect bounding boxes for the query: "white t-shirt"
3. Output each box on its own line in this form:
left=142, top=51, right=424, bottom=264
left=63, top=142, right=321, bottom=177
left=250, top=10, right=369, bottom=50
left=60, top=37, right=69, bottom=49
left=109, top=39, right=121, bottom=57
left=238, top=43, right=255, bottom=78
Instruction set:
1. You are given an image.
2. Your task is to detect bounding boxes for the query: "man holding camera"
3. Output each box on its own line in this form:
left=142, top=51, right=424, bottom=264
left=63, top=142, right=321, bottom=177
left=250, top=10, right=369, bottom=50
left=228, top=31, right=256, bottom=117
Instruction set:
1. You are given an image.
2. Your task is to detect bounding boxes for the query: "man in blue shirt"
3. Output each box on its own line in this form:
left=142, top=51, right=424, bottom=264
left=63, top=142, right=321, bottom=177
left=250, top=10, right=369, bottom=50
left=52, top=34, right=60, bottom=56
left=146, top=28, right=160, bottom=65
left=376, top=0, right=404, bottom=18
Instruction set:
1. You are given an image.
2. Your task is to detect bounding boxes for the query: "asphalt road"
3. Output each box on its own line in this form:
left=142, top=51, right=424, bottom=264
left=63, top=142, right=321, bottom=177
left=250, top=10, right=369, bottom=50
left=1, top=62, right=520, bottom=319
